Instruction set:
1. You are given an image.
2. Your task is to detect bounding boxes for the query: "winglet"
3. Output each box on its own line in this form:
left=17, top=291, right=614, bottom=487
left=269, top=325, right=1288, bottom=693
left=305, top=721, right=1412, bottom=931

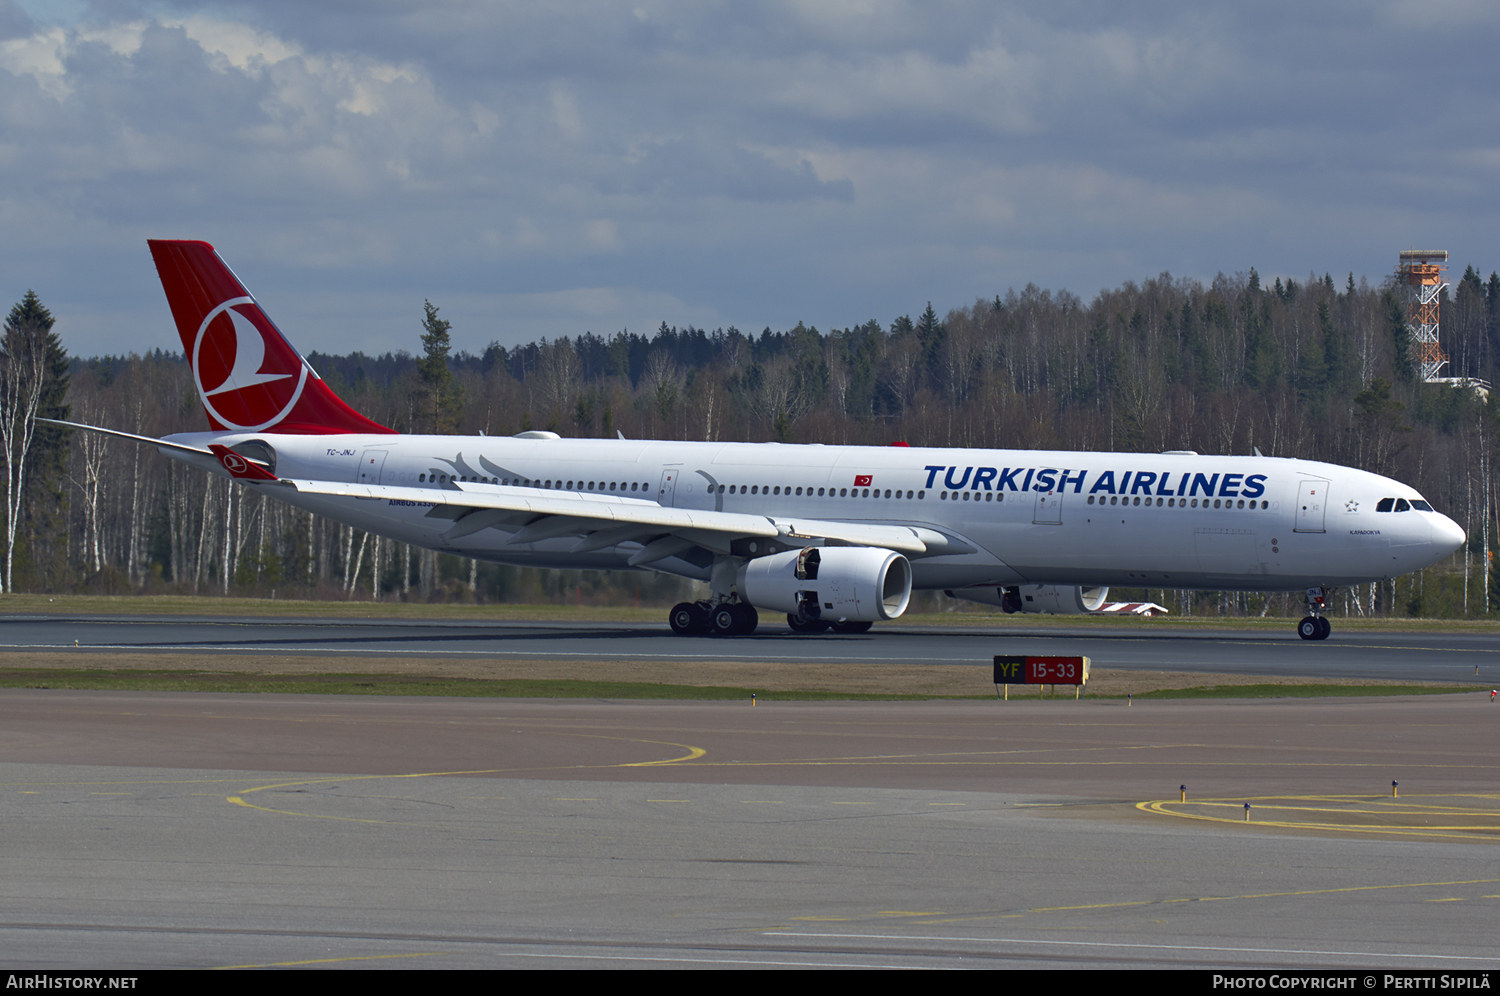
left=209, top=444, right=280, bottom=481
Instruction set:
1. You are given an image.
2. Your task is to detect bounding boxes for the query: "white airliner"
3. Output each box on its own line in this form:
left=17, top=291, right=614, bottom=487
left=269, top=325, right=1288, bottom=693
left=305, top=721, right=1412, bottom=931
left=54, top=240, right=1466, bottom=641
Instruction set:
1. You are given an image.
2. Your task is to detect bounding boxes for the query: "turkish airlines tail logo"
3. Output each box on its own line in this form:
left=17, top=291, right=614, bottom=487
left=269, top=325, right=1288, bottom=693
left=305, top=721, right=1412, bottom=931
left=193, top=297, right=307, bottom=430
left=148, top=240, right=395, bottom=436
left=202, top=301, right=294, bottom=397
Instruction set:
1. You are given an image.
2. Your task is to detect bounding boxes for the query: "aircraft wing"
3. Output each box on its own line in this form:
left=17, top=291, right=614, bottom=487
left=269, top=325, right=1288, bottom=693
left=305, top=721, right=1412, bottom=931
left=45, top=418, right=959, bottom=562
left=282, top=478, right=935, bottom=561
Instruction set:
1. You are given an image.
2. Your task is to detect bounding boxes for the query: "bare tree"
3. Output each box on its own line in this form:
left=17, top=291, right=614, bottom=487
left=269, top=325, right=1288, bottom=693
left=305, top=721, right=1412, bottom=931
left=0, top=315, right=49, bottom=592
left=71, top=401, right=109, bottom=574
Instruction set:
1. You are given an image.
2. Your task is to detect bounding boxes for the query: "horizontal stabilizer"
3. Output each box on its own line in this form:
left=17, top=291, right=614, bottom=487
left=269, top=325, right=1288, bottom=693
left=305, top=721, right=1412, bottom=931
left=38, top=418, right=215, bottom=459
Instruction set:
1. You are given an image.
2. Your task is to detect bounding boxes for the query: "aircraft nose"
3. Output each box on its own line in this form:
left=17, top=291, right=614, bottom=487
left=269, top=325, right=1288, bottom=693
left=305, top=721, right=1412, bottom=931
left=1431, top=514, right=1466, bottom=557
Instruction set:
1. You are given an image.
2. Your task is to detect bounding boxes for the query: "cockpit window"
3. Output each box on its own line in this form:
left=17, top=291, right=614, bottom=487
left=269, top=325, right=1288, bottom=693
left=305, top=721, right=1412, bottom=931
left=1394, top=498, right=1410, bottom=512
left=1411, top=500, right=1434, bottom=512
left=1376, top=498, right=1394, bottom=512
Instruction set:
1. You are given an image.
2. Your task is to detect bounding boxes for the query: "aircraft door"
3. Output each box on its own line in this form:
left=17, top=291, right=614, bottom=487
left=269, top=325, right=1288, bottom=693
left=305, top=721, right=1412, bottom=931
left=657, top=469, right=679, bottom=507
left=1294, top=479, right=1329, bottom=533
left=357, top=450, right=388, bottom=485
left=1033, top=488, right=1062, bottom=525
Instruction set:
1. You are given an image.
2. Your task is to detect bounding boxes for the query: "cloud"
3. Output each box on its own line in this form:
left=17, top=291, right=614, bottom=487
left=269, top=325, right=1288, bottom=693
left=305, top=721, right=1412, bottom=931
left=0, top=25, right=70, bottom=96
left=606, top=137, right=853, bottom=203
left=0, top=1, right=1497, bottom=361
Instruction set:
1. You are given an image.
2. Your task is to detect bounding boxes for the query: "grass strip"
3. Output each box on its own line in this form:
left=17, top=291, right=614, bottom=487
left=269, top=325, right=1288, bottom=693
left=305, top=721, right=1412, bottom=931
left=1122, top=683, right=1488, bottom=700
left=0, top=669, right=1485, bottom=701
left=0, top=668, right=971, bottom=701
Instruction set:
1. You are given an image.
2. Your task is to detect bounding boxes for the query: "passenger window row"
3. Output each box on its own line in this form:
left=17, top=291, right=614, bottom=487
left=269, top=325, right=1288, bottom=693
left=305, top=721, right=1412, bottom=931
left=418, top=473, right=499, bottom=485
left=720, top=485, right=922, bottom=499
left=1086, top=495, right=1272, bottom=510
left=408, top=474, right=933, bottom=500
left=417, top=474, right=650, bottom=493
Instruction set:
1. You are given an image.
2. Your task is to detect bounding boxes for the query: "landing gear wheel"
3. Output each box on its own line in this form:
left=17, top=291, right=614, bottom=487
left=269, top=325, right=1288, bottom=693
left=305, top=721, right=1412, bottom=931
left=670, top=602, right=706, bottom=635
left=830, top=620, right=873, bottom=634
left=1298, top=616, right=1320, bottom=640
left=710, top=603, right=747, bottom=637
left=786, top=613, right=831, bottom=633
left=741, top=604, right=759, bottom=635
left=1317, top=616, right=1331, bottom=640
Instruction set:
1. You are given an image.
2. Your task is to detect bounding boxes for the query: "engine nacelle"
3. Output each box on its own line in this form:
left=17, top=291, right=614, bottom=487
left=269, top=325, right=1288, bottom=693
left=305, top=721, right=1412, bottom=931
left=946, top=584, right=1109, bottom=615
left=739, top=546, right=912, bottom=622
left=1016, top=584, right=1108, bottom=614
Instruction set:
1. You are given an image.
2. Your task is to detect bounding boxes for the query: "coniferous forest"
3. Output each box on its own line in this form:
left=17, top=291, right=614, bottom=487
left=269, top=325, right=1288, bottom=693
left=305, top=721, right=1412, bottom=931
left=7, top=264, right=1500, bottom=618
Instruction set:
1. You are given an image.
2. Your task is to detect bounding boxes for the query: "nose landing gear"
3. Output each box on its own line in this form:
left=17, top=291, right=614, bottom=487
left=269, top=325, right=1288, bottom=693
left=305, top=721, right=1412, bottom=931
left=1297, top=615, right=1331, bottom=640
left=1297, top=587, right=1332, bottom=640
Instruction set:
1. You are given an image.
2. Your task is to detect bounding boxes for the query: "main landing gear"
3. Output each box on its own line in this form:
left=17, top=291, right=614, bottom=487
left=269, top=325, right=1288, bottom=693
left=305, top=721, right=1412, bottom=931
left=787, top=614, right=871, bottom=634
left=667, top=601, right=872, bottom=636
left=1297, top=586, right=1332, bottom=641
left=670, top=600, right=759, bottom=637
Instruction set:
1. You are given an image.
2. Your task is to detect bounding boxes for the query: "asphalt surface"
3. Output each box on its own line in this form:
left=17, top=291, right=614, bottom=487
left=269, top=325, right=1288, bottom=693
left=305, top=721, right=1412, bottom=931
left=3, top=687, right=1499, bottom=970
left=0, top=614, right=1496, bottom=683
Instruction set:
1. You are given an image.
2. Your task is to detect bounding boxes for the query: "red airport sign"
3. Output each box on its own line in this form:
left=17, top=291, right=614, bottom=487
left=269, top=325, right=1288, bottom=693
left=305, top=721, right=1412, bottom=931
left=993, top=655, right=1090, bottom=685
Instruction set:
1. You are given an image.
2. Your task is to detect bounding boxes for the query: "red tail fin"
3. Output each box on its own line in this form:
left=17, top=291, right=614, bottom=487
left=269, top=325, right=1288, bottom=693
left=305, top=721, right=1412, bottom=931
left=148, top=240, right=395, bottom=435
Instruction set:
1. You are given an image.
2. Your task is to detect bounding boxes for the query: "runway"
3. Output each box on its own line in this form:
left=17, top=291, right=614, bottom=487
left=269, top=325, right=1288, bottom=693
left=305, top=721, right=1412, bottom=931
left=0, top=613, right=1496, bottom=683
left=3, top=688, right=1499, bottom=969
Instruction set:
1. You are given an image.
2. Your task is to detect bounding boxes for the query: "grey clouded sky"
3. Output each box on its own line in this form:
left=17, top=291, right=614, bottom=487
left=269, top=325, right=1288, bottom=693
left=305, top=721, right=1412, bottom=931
left=2, top=0, right=1497, bottom=359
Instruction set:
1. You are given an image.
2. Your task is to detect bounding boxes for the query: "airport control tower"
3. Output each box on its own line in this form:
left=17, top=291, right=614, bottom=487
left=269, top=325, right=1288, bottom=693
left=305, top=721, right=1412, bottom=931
left=1398, top=249, right=1449, bottom=381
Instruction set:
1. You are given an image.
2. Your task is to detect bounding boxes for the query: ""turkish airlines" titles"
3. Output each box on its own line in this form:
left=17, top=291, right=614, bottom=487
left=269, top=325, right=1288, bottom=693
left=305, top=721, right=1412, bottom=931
left=919, top=465, right=1269, bottom=498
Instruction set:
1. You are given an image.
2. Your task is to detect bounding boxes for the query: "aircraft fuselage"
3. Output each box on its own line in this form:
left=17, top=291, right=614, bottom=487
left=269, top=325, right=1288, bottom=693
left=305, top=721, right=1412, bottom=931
left=163, top=431, right=1462, bottom=592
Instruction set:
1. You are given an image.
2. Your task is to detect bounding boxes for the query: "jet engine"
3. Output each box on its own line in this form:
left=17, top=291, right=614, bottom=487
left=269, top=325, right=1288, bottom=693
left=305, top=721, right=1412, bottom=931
left=946, top=584, right=1109, bottom=615
left=1016, top=584, right=1109, bottom=614
left=739, top=546, right=912, bottom=623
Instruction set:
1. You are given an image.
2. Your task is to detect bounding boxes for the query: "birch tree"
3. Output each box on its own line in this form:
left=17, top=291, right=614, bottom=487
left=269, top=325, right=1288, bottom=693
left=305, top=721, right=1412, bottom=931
left=0, top=293, right=52, bottom=592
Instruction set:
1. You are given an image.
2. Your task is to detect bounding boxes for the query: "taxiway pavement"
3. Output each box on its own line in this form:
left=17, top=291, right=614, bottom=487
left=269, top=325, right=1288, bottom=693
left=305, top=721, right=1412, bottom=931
left=2, top=688, right=1498, bottom=969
